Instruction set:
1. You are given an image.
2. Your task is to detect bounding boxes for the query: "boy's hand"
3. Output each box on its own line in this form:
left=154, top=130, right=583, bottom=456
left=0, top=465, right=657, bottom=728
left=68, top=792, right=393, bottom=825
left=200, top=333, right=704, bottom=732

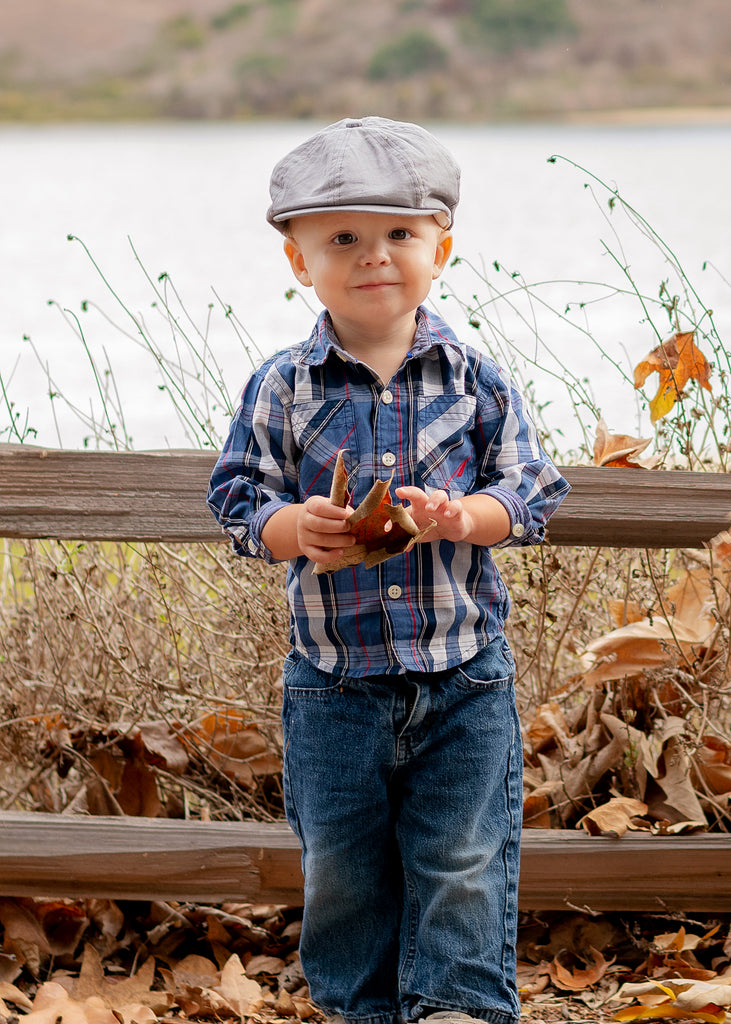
left=395, top=487, right=473, bottom=542
left=297, top=495, right=355, bottom=563
left=395, top=486, right=511, bottom=547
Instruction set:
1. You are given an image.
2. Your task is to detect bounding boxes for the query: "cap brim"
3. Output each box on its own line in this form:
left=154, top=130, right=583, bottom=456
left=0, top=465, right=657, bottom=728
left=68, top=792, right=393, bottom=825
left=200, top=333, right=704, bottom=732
left=269, top=203, right=451, bottom=229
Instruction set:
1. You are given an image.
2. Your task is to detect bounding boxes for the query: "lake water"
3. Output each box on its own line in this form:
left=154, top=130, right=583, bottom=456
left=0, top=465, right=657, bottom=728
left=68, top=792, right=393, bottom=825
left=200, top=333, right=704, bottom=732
left=1, top=119, right=730, bottom=452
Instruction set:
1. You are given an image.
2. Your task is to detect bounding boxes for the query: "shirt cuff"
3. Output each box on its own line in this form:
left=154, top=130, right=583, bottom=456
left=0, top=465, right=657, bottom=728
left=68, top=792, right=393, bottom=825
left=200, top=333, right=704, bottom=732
left=228, top=499, right=292, bottom=563
left=486, top=486, right=541, bottom=546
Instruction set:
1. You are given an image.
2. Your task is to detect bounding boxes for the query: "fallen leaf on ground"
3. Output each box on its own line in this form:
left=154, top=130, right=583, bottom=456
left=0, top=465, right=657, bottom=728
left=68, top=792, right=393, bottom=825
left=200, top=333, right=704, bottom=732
left=214, top=953, right=263, bottom=1016
left=615, top=976, right=731, bottom=1022
left=73, top=944, right=170, bottom=1015
left=0, top=980, right=34, bottom=1014
left=696, top=736, right=731, bottom=796
left=179, top=711, right=281, bottom=790
left=549, top=945, right=612, bottom=991
left=20, top=981, right=119, bottom=1024
left=578, top=796, right=648, bottom=836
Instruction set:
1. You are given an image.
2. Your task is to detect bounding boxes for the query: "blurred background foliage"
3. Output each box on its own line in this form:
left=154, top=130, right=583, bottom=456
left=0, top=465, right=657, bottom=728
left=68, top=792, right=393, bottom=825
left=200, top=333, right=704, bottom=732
left=1, top=0, right=731, bottom=122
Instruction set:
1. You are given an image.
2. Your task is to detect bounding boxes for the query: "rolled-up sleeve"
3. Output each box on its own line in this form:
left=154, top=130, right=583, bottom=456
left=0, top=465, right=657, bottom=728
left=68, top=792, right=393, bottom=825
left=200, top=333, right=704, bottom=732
left=472, top=362, right=570, bottom=546
left=207, top=363, right=297, bottom=563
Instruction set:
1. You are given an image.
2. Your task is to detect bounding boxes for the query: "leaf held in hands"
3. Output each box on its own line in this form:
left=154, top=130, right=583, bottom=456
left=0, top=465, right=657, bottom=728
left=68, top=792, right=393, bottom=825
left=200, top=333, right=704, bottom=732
left=314, top=451, right=434, bottom=574
left=633, top=331, right=712, bottom=423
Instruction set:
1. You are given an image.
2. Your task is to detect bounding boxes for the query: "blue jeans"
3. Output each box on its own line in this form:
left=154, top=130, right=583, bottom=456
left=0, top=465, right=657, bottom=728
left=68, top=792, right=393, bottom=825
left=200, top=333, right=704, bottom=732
left=281, top=637, right=522, bottom=1024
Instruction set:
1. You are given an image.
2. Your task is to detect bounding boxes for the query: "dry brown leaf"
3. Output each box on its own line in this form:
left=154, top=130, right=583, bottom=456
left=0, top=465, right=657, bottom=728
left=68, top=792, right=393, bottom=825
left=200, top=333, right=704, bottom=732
left=20, top=981, right=119, bottom=1024
left=607, top=598, right=647, bottom=628
left=33, top=899, right=90, bottom=957
left=135, top=722, right=189, bottom=774
left=523, top=790, right=554, bottom=829
left=617, top=976, right=731, bottom=1021
left=614, top=999, right=726, bottom=1022
left=593, top=419, right=653, bottom=467
left=314, top=450, right=434, bottom=574
left=114, top=760, right=162, bottom=818
left=245, top=953, right=287, bottom=978
left=696, top=736, right=731, bottom=795
left=652, top=925, right=717, bottom=953
left=578, top=796, right=648, bottom=836
left=171, top=953, right=220, bottom=990
left=179, top=712, right=282, bottom=790
left=549, top=946, right=612, bottom=991
left=292, top=995, right=319, bottom=1019
left=517, top=959, right=551, bottom=1000
left=214, top=954, right=262, bottom=1016
left=0, top=899, right=53, bottom=957
left=527, top=702, right=566, bottom=755
left=634, top=331, right=713, bottom=422
left=0, top=980, right=34, bottom=1012
left=647, top=732, right=707, bottom=827
left=583, top=598, right=715, bottom=685
left=708, top=529, right=731, bottom=563
left=274, top=987, right=299, bottom=1016
left=74, top=944, right=169, bottom=1015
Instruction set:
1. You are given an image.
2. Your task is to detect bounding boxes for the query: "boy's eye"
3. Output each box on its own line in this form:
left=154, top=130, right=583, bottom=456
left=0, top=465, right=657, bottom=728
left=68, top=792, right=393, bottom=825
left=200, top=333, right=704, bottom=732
left=333, top=232, right=356, bottom=245
left=389, top=228, right=411, bottom=240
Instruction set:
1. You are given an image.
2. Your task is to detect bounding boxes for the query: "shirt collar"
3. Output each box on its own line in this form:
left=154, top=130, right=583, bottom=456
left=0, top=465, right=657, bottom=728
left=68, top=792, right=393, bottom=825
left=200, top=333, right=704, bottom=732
left=299, top=306, right=466, bottom=367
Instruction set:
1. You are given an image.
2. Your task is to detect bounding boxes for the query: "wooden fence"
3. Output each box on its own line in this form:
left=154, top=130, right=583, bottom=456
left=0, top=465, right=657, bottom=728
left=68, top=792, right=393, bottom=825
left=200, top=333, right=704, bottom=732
left=1, top=443, right=730, bottom=912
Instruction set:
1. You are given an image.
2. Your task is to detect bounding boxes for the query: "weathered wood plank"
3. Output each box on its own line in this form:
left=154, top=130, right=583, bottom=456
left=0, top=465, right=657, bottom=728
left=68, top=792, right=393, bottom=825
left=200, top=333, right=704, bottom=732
left=1, top=445, right=731, bottom=548
left=0, top=813, right=729, bottom=911
left=0, top=813, right=302, bottom=904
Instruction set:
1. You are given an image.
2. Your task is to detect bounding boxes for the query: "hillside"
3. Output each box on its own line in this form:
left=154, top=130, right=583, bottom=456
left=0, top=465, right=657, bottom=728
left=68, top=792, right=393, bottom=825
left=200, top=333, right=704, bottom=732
left=2, top=0, right=731, bottom=121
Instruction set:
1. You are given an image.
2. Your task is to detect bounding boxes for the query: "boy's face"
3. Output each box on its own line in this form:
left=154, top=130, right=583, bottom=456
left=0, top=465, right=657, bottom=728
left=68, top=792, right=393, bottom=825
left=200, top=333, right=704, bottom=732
left=283, top=211, right=452, bottom=340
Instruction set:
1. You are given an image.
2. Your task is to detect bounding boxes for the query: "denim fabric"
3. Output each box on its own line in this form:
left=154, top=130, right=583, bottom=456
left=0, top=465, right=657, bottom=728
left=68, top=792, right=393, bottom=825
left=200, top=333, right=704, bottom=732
left=281, top=637, right=522, bottom=1024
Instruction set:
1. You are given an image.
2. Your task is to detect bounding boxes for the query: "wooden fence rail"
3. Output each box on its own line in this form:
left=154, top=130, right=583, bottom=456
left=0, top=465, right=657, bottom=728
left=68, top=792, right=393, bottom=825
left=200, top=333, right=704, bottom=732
left=1, top=443, right=730, bottom=911
left=2, top=444, right=731, bottom=548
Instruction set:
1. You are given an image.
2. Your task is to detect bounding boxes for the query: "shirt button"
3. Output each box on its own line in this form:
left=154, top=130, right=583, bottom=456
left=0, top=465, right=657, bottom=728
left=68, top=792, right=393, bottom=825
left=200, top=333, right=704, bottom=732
left=511, top=522, right=525, bottom=538
left=387, top=585, right=402, bottom=599
left=381, top=389, right=394, bottom=404
left=382, top=452, right=396, bottom=467
left=247, top=539, right=259, bottom=554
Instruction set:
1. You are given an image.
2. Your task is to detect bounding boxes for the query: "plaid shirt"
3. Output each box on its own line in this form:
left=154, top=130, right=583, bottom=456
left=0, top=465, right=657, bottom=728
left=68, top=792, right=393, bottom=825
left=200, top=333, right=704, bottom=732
left=208, top=306, right=570, bottom=676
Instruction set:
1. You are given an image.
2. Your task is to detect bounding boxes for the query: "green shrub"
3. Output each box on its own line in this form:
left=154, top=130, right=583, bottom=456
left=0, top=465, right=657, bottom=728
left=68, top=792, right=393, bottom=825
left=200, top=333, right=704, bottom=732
left=466, top=0, right=574, bottom=52
left=162, top=14, right=206, bottom=50
left=368, top=29, right=448, bottom=81
left=210, top=3, right=251, bottom=30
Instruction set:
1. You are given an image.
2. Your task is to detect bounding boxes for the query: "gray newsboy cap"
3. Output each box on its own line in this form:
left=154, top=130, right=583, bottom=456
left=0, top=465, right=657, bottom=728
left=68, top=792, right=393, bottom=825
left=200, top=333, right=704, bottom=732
left=267, top=116, right=460, bottom=232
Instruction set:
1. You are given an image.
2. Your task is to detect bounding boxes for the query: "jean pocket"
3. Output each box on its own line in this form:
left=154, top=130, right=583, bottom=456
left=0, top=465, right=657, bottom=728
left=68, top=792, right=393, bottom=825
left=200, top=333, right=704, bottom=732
left=282, top=650, right=343, bottom=698
left=455, top=637, right=515, bottom=691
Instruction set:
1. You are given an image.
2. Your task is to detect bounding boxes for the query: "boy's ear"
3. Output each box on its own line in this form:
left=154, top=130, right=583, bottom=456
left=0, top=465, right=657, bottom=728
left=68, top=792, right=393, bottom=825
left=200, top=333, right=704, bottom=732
left=433, top=232, right=453, bottom=279
left=283, top=238, right=313, bottom=287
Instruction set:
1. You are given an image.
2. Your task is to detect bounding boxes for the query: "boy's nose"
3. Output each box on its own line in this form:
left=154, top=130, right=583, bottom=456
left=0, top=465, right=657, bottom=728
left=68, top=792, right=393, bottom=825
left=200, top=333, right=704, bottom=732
left=360, top=244, right=390, bottom=266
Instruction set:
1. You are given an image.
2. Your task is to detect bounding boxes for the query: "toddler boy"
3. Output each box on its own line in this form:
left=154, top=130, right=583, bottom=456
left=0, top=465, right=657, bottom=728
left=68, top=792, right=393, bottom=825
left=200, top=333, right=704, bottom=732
left=208, top=116, right=570, bottom=1024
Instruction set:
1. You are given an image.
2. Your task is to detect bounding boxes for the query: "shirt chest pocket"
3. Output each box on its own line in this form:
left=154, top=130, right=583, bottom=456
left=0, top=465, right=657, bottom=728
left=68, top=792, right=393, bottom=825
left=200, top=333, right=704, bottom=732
left=416, top=394, right=479, bottom=498
left=290, top=399, right=358, bottom=499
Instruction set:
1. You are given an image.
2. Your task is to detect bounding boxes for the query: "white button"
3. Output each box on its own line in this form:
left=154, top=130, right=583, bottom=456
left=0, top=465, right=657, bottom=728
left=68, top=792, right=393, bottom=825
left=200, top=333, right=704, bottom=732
left=382, top=452, right=396, bottom=467
left=387, top=585, right=402, bottom=599
left=511, top=523, right=525, bottom=538
left=247, top=539, right=259, bottom=553
left=381, top=389, right=394, bottom=404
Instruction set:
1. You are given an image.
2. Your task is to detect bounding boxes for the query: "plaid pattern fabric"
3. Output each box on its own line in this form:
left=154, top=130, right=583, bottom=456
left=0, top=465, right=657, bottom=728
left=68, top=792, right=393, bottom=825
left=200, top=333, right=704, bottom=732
left=208, top=306, right=570, bottom=676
